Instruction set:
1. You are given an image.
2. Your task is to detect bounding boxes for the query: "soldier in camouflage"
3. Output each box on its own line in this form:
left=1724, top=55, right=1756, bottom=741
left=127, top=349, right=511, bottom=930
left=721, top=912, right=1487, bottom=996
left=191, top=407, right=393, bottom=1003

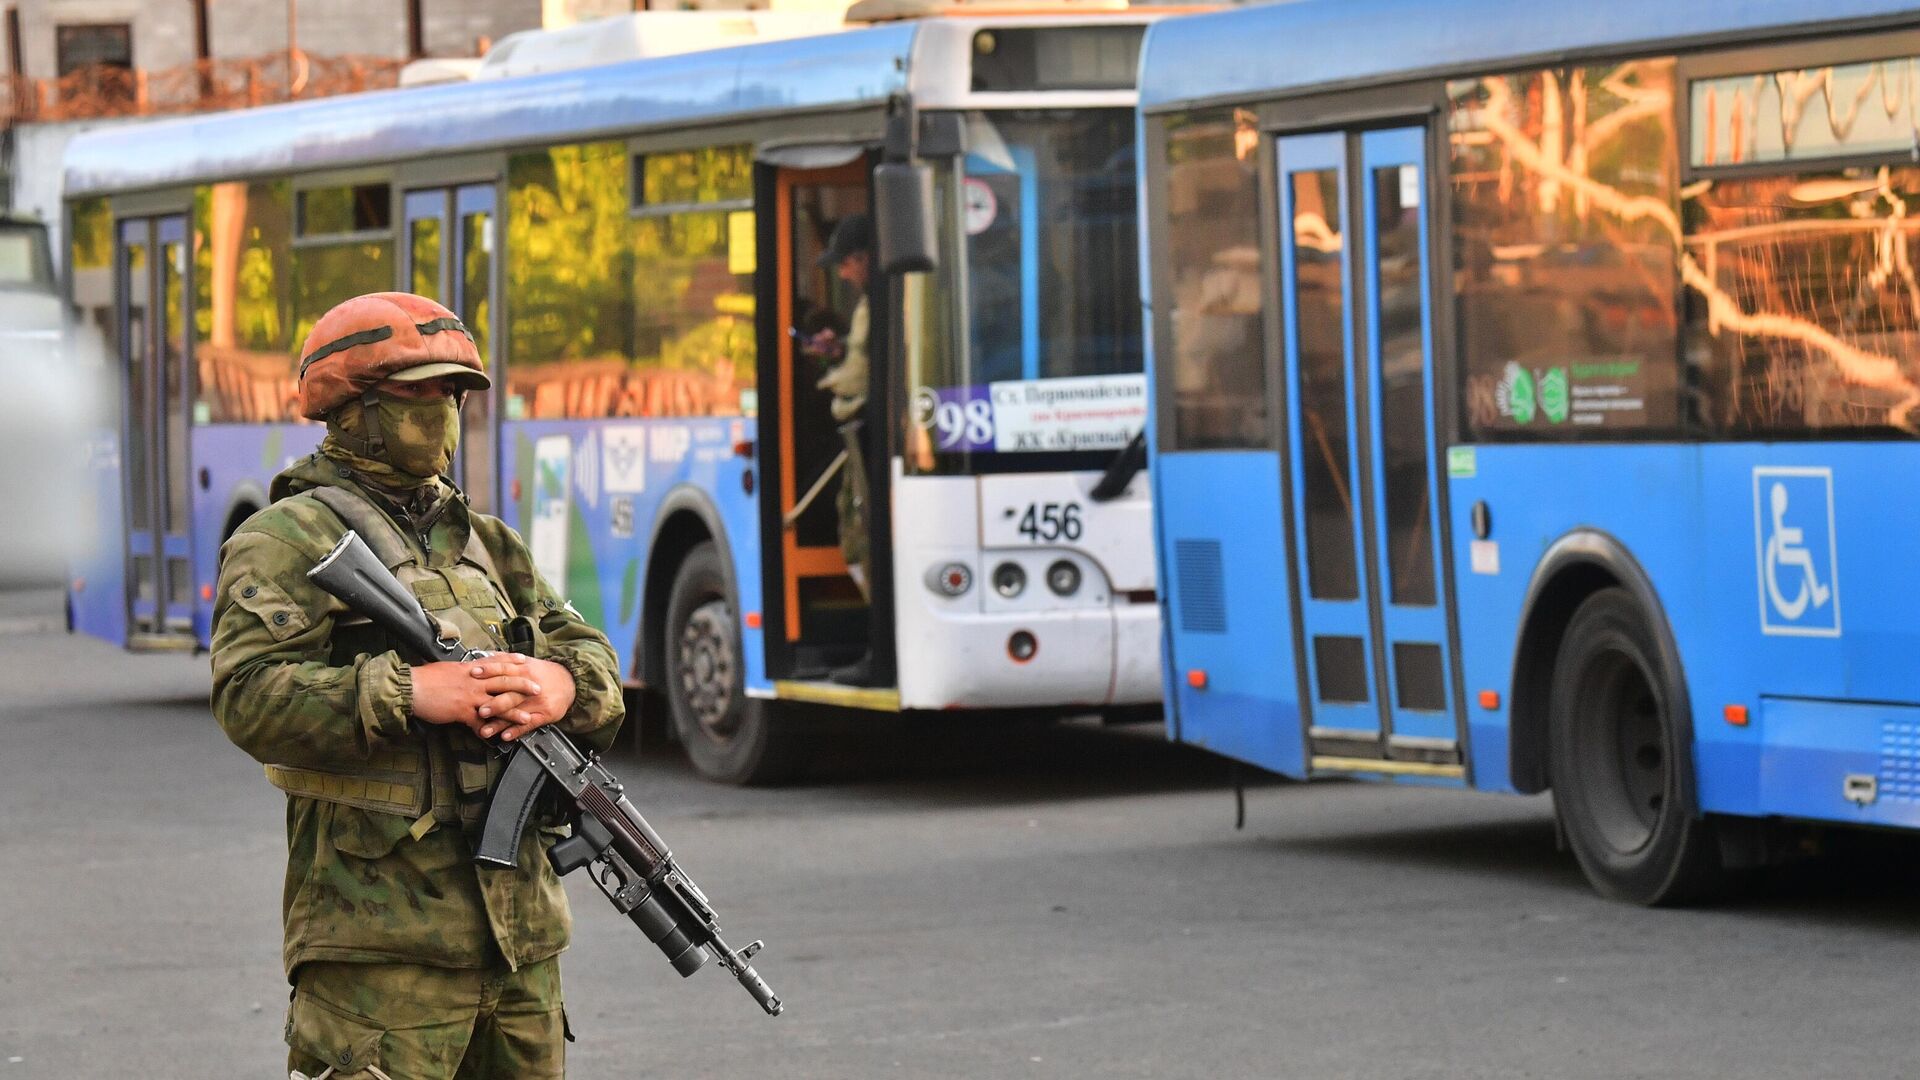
left=210, top=292, right=625, bottom=1079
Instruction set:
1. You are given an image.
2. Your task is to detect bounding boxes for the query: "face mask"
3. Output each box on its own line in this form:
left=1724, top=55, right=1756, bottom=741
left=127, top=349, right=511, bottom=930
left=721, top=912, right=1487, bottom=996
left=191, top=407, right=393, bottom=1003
left=374, top=393, right=460, bottom=480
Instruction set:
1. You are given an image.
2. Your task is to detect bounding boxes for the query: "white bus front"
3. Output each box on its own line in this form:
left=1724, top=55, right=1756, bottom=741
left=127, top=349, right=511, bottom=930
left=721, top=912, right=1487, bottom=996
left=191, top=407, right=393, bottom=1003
left=890, top=100, right=1158, bottom=711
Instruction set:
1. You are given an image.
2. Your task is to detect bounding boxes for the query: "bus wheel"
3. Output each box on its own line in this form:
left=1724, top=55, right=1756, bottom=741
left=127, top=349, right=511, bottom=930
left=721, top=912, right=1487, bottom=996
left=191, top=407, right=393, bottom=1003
left=1548, top=587, right=1722, bottom=905
left=664, top=541, right=803, bottom=785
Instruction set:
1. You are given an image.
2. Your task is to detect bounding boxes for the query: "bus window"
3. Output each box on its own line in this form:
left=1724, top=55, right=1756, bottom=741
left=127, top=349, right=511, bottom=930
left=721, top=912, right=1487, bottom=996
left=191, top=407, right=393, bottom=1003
left=959, top=110, right=1139, bottom=385
left=292, top=183, right=393, bottom=357
left=69, top=196, right=114, bottom=342
left=193, top=180, right=297, bottom=424
left=1449, top=60, right=1683, bottom=439
left=1685, top=52, right=1920, bottom=437
left=1158, top=107, right=1266, bottom=450
left=629, top=145, right=756, bottom=419
left=904, top=108, right=1145, bottom=474
left=505, top=141, right=634, bottom=420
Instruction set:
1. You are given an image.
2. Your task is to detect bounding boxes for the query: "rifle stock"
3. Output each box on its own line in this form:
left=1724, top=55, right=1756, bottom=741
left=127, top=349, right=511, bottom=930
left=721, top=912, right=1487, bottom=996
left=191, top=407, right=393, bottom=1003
left=310, top=530, right=459, bottom=663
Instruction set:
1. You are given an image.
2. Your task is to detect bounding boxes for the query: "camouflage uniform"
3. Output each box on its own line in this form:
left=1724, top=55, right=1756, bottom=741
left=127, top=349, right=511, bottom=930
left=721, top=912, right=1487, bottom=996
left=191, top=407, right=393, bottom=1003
left=817, top=294, right=870, bottom=587
left=212, top=451, right=624, bottom=1078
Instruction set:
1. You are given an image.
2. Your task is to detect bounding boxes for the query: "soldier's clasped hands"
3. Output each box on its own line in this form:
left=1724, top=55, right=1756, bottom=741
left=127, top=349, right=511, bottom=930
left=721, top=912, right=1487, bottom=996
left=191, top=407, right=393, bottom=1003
left=410, top=653, right=577, bottom=742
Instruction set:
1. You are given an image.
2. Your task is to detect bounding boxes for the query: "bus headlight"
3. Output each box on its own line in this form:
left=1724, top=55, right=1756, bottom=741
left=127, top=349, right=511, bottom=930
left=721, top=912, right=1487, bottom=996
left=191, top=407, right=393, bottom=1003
left=927, top=562, right=972, bottom=597
left=1045, top=559, right=1081, bottom=597
left=992, top=562, right=1026, bottom=598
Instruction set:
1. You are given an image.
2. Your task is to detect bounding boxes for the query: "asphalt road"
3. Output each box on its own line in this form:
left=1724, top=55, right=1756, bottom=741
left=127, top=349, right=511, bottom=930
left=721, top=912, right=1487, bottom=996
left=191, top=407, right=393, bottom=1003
left=5, top=614, right=1920, bottom=1079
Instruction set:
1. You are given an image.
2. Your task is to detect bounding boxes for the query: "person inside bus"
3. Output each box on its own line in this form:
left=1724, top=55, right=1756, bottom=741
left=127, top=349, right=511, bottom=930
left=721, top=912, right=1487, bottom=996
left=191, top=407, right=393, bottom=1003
left=809, top=213, right=877, bottom=685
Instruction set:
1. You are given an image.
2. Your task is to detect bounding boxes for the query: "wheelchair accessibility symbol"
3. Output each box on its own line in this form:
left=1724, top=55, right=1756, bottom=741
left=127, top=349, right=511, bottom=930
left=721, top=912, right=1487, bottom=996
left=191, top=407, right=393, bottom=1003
left=1752, top=467, right=1841, bottom=637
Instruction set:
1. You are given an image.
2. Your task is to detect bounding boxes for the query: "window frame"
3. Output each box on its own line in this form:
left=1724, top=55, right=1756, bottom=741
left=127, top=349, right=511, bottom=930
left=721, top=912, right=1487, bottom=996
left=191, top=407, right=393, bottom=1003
left=54, top=22, right=131, bottom=78
left=629, top=144, right=755, bottom=219
left=1677, top=29, right=1920, bottom=184
left=292, top=178, right=396, bottom=248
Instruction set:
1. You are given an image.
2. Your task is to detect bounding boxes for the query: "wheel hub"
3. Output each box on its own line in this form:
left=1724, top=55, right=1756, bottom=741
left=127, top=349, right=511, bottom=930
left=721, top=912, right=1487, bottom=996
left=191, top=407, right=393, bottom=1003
left=1574, top=644, right=1668, bottom=855
left=677, top=599, right=738, bottom=739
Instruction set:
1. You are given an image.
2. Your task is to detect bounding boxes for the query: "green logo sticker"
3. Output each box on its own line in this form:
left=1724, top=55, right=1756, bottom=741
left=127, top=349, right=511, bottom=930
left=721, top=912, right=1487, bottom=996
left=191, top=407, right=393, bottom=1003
left=1540, top=367, right=1569, bottom=424
left=1448, top=446, right=1477, bottom=479
left=1501, top=362, right=1537, bottom=424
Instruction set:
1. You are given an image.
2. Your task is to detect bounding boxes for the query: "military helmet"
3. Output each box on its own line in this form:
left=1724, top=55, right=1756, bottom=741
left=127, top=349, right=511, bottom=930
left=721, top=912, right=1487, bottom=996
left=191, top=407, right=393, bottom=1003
left=296, top=292, right=490, bottom=420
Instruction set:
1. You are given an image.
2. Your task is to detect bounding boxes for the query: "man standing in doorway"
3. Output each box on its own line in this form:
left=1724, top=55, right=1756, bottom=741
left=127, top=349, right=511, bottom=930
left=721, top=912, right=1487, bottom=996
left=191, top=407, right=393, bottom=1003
left=810, top=214, right=876, bottom=685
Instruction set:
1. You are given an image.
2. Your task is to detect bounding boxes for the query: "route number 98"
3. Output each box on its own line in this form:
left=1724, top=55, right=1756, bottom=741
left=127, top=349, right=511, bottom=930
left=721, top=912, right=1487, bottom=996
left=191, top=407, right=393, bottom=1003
left=1018, top=502, right=1083, bottom=543
left=929, top=397, right=993, bottom=449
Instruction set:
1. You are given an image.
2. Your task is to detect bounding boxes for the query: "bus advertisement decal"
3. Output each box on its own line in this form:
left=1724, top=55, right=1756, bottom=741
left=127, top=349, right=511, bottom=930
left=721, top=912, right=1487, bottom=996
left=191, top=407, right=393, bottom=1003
left=531, top=434, right=572, bottom=594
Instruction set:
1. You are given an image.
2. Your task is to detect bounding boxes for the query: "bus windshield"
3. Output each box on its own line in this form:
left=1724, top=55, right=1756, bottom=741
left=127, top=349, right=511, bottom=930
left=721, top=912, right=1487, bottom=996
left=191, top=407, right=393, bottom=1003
left=905, top=108, right=1144, bottom=472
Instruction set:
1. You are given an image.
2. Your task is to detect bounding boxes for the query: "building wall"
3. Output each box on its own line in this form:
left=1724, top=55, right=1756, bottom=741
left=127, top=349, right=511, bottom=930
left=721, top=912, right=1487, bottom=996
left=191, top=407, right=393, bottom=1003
left=4, top=0, right=553, bottom=79
left=18, top=0, right=197, bottom=79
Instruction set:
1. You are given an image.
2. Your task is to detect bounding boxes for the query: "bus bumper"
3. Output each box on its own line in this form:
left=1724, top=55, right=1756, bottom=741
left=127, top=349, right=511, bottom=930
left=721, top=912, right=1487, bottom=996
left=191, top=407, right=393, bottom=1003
left=894, top=600, right=1162, bottom=710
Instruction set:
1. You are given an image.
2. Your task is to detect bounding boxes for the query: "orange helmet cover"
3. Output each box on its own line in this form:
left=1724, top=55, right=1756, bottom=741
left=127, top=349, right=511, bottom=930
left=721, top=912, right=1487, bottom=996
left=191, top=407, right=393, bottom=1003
left=296, top=292, right=488, bottom=420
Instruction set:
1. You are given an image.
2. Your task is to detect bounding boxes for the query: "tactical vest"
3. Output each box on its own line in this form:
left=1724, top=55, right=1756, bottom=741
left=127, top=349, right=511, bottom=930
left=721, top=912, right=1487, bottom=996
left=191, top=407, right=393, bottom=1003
left=263, top=484, right=517, bottom=839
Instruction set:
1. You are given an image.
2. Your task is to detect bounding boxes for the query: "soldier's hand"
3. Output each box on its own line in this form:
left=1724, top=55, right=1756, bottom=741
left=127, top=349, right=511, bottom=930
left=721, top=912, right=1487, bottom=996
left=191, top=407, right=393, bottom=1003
left=471, top=653, right=577, bottom=741
left=410, top=660, right=543, bottom=731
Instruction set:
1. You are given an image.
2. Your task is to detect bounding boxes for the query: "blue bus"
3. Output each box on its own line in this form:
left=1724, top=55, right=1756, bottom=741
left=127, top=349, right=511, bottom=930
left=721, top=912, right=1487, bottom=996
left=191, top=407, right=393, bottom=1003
left=64, top=10, right=1163, bottom=784
left=1138, top=0, right=1920, bottom=901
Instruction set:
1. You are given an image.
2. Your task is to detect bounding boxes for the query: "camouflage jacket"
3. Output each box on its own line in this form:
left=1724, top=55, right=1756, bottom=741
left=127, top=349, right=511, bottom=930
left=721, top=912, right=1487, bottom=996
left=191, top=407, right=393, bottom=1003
left=211, top=453, right=625, bottom=978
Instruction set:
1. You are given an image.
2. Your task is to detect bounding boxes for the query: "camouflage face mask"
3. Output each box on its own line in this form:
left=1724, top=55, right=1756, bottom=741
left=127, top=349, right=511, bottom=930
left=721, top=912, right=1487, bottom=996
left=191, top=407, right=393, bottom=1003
left=374, top=393, right=460, bottom=481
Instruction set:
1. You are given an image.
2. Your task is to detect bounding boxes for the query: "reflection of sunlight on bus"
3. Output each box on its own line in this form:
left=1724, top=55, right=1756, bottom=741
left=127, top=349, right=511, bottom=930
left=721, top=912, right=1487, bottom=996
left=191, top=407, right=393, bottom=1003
left=1470, top=74, right=1920, bottom=428
left=0, top=322, right=105, bottom=588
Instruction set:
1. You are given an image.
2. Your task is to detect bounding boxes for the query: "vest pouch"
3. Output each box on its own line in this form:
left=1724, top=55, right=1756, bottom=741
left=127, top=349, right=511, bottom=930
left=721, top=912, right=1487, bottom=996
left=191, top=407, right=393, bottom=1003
left=329, top=803, right=417, bottom=860
left=408, top=576, right=457, bottom=613
left=400, top=563, right=509, bottom=653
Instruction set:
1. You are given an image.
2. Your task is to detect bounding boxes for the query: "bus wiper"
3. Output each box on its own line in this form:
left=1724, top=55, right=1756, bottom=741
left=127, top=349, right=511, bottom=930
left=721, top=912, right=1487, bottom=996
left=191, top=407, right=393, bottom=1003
left=1089, top=429, right=1147, bottom=503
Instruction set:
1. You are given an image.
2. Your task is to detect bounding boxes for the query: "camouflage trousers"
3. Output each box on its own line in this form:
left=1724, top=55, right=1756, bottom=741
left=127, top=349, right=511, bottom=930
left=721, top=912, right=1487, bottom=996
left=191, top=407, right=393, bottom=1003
left=286, top=957, right=567, bottom=1079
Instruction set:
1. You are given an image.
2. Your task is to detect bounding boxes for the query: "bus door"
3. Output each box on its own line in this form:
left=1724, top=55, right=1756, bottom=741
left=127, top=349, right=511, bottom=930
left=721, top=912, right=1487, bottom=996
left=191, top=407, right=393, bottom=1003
left=117, top=214, right=194, bottom=646
left=1276, top=127, right=1458, bottom=768
left=761, top=160, right=875, bottom=679
left=401, top=183, right=498, bottom=512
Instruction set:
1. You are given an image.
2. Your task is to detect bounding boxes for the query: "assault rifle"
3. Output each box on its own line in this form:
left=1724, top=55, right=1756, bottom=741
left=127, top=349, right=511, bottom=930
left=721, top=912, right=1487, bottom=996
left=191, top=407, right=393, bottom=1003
left=308, top=530, right=783, bottom=1017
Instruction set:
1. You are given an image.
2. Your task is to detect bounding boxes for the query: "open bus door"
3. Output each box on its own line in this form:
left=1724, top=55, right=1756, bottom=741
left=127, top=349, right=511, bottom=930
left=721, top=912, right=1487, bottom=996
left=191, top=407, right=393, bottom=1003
left=756, top=158, right=896, bottom=693
left=116, top=214, right=196, bottom=649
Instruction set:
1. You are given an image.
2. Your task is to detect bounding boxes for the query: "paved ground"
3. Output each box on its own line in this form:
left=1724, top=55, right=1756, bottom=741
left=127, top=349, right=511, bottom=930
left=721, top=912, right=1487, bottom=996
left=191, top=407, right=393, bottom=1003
left=5, top=605, right=1920, bottom=1078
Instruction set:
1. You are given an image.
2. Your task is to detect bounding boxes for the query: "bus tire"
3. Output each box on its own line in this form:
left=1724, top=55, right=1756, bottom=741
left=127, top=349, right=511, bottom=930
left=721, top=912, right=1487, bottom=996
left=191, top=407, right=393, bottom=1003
left=1547, top=587, right=1722, bottom=906
left=664, top=541, right=803, bottom=785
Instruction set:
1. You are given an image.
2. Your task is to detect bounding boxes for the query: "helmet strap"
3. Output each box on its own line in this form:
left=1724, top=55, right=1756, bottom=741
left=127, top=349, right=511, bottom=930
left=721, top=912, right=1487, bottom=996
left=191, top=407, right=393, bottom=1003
left=359, top=386, right=386, bottom=460
left=324, top=386, right=388, bottom=460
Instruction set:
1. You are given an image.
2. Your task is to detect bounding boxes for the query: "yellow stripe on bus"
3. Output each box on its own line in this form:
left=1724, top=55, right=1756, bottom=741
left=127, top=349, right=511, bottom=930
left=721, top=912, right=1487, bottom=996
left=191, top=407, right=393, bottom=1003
left=772, top=680, right=902, bottom=712
left=1310, top=756, right=1466, bottom=780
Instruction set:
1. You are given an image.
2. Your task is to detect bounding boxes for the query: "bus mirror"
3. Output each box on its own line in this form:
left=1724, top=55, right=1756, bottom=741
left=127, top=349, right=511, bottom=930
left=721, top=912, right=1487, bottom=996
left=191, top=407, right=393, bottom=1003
left=874, top=161, right=938, bottom=276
